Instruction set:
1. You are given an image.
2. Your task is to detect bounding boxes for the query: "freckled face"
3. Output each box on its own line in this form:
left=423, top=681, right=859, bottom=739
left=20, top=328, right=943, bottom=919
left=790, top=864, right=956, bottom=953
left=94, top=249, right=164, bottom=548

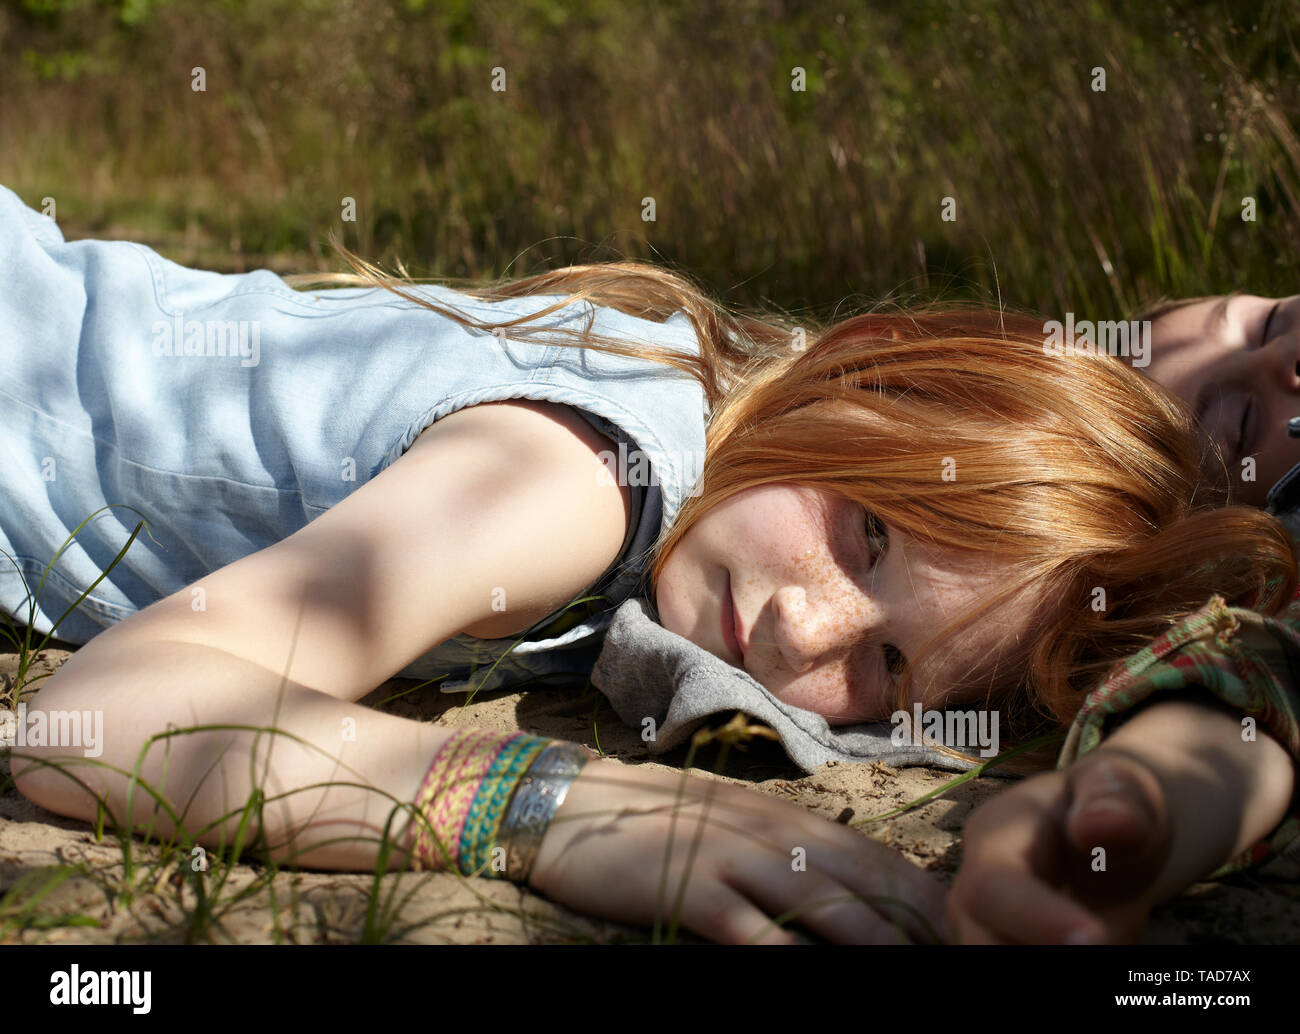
left=653, top=484, right=1039, bottom=725
left=1144, top=293, right=1300, bottom=506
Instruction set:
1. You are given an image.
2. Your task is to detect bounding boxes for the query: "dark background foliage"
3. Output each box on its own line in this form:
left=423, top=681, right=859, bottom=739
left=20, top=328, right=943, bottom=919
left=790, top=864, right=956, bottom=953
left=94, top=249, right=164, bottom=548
left=1, top=0, right=1296, bottom=323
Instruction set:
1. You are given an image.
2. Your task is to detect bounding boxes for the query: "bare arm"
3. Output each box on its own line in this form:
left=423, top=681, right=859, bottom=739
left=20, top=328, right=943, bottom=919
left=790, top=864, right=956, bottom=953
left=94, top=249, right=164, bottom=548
left=1094, top=695, right=1296, bottom=900
left=10, top=399, right=632, bottom=868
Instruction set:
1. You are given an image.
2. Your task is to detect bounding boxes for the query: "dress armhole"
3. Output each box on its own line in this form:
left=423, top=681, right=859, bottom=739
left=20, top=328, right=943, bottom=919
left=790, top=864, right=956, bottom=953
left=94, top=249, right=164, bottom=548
left=518, top=407, right=648, bottom=638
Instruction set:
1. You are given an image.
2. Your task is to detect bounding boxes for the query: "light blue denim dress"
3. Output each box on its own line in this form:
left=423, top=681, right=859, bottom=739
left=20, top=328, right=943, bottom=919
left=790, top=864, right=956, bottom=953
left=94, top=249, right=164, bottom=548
left=0, top=184, right=708, bottom=691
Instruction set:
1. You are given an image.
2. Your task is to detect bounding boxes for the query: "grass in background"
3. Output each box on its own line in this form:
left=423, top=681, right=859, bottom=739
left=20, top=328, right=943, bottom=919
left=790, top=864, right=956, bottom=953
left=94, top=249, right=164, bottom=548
left=0, top=0, right=1295, bottom=321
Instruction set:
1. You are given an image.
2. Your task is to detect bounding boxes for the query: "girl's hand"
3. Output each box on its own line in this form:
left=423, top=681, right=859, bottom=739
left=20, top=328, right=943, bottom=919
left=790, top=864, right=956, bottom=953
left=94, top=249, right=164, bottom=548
left=947, top=751, right=1174, bottom=944
left=528, top=757, right=950, bottom=944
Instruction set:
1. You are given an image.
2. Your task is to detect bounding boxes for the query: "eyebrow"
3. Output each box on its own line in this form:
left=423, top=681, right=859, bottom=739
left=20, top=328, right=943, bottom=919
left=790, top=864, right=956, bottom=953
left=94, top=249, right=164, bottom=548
left=1207, top=294, right=1232, bottom=335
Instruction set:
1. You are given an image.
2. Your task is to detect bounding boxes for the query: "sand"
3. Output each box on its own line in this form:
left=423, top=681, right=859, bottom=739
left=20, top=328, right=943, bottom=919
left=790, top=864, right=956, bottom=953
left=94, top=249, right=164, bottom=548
left=2, top=643, right=1298, bottom=944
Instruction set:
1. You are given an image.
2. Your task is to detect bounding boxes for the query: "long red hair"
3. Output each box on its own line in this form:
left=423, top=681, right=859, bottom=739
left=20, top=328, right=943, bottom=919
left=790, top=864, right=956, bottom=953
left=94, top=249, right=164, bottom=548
left=290, top=251, right=1297, bottom=770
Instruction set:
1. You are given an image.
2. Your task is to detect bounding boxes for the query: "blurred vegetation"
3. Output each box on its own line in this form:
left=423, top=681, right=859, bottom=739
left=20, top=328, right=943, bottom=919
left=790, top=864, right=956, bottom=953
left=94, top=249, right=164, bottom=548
left=0, top=0, right=1296, bottom=322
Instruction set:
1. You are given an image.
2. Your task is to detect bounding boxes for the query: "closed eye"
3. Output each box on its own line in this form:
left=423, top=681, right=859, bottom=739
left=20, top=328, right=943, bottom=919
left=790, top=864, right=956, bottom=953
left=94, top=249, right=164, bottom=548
left=1259, top=301, right=1281, bottom=348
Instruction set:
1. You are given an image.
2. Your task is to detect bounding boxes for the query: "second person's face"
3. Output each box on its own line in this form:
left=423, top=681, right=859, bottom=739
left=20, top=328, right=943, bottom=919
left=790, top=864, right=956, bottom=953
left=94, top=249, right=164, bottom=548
left=1144, top=293, right=1300, bottom=507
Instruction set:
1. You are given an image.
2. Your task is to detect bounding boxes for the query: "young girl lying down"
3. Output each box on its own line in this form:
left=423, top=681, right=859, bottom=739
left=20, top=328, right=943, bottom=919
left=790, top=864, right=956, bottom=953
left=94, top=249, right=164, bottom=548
left=4, top=182, right=1295, bottom=945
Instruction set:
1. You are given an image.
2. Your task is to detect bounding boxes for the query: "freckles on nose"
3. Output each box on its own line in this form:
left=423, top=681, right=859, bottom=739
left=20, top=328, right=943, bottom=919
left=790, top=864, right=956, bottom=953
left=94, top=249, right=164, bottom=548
left=751, top=546, right=885, bottom=721
left=783, top=547, right=877, bottom=650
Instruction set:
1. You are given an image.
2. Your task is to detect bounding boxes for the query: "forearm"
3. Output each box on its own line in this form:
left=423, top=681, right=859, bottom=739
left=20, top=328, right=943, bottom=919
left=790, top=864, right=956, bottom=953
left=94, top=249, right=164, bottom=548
left=1090, top=696, right=1297, bottom=903
left=10, top=639, right=447, bottom=870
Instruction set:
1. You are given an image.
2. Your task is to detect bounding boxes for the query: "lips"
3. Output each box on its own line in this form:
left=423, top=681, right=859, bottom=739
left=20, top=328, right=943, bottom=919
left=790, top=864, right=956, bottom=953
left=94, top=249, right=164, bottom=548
left=722, top=574, right=745, bottom=665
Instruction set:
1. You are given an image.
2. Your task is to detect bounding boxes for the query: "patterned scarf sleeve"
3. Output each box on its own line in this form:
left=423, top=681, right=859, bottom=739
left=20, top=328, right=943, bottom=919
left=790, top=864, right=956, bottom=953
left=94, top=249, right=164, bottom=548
left=1056, top=592, right=1300, bottom=880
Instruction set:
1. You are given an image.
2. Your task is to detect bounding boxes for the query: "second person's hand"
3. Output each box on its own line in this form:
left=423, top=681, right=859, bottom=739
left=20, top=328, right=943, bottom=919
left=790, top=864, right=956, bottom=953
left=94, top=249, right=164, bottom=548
left=947, top=751, right=1174, bottom=944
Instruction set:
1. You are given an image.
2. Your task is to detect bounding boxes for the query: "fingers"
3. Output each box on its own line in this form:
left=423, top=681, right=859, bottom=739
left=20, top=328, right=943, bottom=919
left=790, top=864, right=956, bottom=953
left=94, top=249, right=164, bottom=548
left=658, top=780, right=951, bottom=942
left=760, top=805, right=952, bottom=940
left=731, top=811, right=949, bottom=943
left=948, top=774, right=1110, bottom=944
left=1065, top=754, right=1165, bottom=847
left=949, top=757, right=1173, bottom=944
left=665, top=793, right=947, bottom=944
left=536, top=763, right=951, bottom=945
left=682, top=882, right=807, bottom=945
left=1062, top=755, right=1173, bottom=907
left=827, top=848, right=950, bottom=944
left=726, top=855, right=918, bottom=944
left=775, top=822, right=950, bottom=942
left=948, top=862, right=1108, bottom=944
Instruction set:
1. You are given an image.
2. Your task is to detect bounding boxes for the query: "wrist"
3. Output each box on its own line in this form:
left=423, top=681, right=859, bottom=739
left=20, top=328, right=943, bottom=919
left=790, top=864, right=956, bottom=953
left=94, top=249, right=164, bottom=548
left=528, top=755, right=612, bottom=893
left=496, top=740, right=593, bottom=885
left=1091, top=697, right=1296, bottom=900
left=406, top=729, right=590, bottom=883
left=528, top=757, right=703, bottom=893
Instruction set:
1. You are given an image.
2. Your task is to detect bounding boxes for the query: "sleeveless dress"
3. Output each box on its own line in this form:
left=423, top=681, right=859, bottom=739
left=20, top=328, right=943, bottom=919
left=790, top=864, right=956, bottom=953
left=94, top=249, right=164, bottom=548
left=0, top=184, right=708, bottom=691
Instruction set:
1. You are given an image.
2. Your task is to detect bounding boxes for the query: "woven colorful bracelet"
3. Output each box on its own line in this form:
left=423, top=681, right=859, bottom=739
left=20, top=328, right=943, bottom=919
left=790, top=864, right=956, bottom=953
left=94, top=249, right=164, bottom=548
left=458, top=732, right=550, bottom=877
left=407, top=728, right=592, bottom=882
left=407, top=727, right=514, bottom=872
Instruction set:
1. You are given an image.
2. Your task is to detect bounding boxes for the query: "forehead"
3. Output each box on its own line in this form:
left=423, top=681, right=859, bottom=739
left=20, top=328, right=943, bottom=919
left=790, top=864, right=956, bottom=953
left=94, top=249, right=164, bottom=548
left=1154, top=295, right=1230, bottom=336
left=1144, top=295, right=1233, bottom=396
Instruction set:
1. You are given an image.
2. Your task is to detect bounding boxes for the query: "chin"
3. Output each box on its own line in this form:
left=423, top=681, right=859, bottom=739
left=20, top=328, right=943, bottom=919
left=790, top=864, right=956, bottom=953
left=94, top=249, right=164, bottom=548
left=774, top=688, right=870, bottom=725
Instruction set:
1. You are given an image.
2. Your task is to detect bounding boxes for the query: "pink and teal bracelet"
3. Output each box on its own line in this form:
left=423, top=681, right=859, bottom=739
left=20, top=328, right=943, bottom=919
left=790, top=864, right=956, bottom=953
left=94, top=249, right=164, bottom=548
left=406, top=728, right=591, bottom=882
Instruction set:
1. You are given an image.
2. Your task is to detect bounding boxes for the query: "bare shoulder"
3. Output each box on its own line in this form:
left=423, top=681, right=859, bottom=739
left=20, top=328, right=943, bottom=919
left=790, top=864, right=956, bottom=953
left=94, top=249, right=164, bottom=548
left=405, top=397, right=621, bottom=469
left=402, top=398, right=632, bottom=638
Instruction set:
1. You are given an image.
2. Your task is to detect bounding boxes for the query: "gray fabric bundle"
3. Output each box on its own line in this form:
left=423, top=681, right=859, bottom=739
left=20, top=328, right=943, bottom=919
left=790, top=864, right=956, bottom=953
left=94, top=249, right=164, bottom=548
left=590, top=596, right=1017, bottom=778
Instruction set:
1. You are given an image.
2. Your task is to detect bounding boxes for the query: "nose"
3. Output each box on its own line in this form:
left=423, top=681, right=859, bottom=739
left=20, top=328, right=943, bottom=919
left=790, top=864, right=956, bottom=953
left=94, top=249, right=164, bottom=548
left=771, top=584, right=872, bottom=673
left=1253, top=304, right=1300, bottom=391
left=1277, top=328, right=1300, bottom=394
left=1252, top=324, right=1300, bottom=439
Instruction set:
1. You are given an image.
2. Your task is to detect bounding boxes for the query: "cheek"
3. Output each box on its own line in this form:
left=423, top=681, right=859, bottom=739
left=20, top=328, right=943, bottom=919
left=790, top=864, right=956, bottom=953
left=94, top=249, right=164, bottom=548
left=1145, top=360, right=1196, bottom=408
left=652, top=537, right=701, bottom=635
left=715, top=485, right=829, bottom=545
left=768, top=661, right=889, bottom=725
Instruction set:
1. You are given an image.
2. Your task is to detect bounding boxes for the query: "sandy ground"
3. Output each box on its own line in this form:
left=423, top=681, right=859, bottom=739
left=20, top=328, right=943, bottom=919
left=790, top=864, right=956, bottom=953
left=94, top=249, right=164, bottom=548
left=2, top=644, right=1298, bottom=944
